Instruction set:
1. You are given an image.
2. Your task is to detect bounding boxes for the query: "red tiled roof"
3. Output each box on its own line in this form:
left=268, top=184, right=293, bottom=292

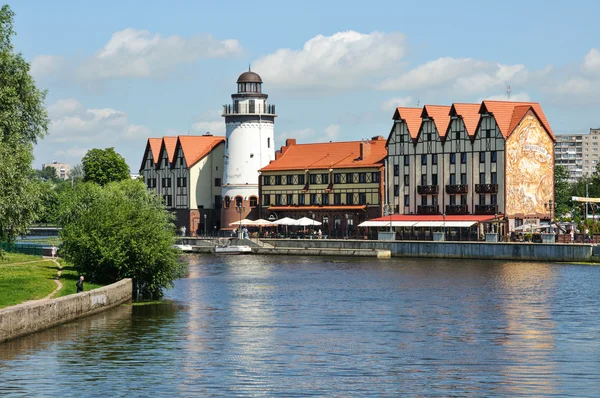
left=178, top=135, right=225, bottom=167
left=148, top=138, right=162, bottom=161
left=371, top=214, right=499, bottom=222
left=480, top=101, right=555, bottom=141
left=422, top=105, right=451, bottom=138
left=268, top=205, right=367, bottom=211
left=260, top=137, right=387, bottom=172
left=450, top=103, right=480, bottom=137
left=393, top=107, right=423, bottom=140
left=162, top=137, right=178, bottom=162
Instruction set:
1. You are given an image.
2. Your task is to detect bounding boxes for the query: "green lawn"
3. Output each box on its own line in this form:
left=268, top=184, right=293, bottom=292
left=0, top=253, right=104, bottom=308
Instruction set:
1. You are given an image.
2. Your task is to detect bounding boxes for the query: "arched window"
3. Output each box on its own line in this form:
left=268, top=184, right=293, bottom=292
left=235, top=196, right=243, bottom=207
left=224, top=196, right=231, bottom=208
left=267, top=137, right=270, bottom=148
left=249, top=196, right=258, bottom=208
left=257, top=84, right=261, bottom=93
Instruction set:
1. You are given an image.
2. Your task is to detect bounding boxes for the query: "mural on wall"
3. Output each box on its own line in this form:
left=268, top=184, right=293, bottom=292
left=505, top=113, right=554, bottom=216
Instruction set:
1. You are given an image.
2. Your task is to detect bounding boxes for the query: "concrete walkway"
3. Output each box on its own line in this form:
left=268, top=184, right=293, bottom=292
left=19, top=257, right=63, bottom=304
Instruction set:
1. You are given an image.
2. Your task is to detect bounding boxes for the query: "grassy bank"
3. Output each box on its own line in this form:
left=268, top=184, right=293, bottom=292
left=0, top=253, right=103, bottom=309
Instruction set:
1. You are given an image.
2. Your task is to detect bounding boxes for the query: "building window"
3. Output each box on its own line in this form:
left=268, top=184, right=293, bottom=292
left=480, top=172, right=485, bottom=183
left=394, top=165, right=400, bottom=176
left=334, top=193, right=341, bottom=205
left=399, top=134, right=404, bottom=143
left=309, top=174, right=317, bottom=184
left=267, top=137, right=271, bottom=148
left=455, top=131, right=461, bottom=140
left=224, top=196, right=231, bottom=208
left=177, top=177, right=187, bottom=187
left=297, top=174, right=305, bottom=185
left=310, top=193, right=318, bottom=205
left=322, top=174, right=329, bottom=184
left=432, top=154, right=438, bottom=165
left=275, top=194, right=282, bottom=205
left=298, top=194, right=305, bottom=205
left=359, top=193, right=367, bottom=204
left=334, top=173, right=342, bottom=183
left=321, top=193, right=329, bottom=205
left=421, top=196, right=427, bottom=206
left=450, top=195, right=456, bottom=205
left=346, top=193, right=354, bottom=204
left=404, top=195, right=409, bottom=206
left=394, top=184, right=399, bottom=196
left=432, top=174, right=438, bottom=185
left=162, top=195, right=172, bottom=207
left=491, top=172, right=497, bottom=184
left=485, top=130, right=491, bottom=138
left=372, top=172, right=380, bottom=183
left=275, top=175, right=282, bottom=185
left=460, top=173, right=467, bottom=185
left=263, top=176, right=271, bottom=186
left=479, top=152, right=486, bottom=163
left=215, top=195, right=222, bottom=209
left=449, top=173, right=456, bottom=185
left=249, top=196, right=258, bottom=207
left=461, top=195, right=467, bottom=205
left=421, top=174, right=427, bottom=186
left=450, top=153, right=456, bottom=164
left=404, top=156, right=410, bottom=166
left=235, top=196, right=243, bottom=207
left=359, top=173, right=367, bottom=183
left=491, top=194, right=497, bottom=205
left=214, top=178, right=221, bottom=187
left=162, top=177, right=171, bottom=187
left=286, top=194, right=293, bottom=205
left=479, top=194, right=485, bottom=205
left=491, top=151, right=497, bottom=163
left=421, top=154, right=427, bottom=165
left=346, top=173, right=354, bottom=183
left=263, top=195, right=271, bottom=205
left=404, top=174, right=410, bottom=185
left=461, top=152, right=467, bottom=164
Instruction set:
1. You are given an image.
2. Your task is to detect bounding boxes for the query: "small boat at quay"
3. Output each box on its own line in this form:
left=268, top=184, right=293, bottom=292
left=213, top=238, right=252, bottom=255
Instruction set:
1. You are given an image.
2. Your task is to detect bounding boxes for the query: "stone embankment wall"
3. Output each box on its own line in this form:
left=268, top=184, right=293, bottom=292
left=262, top=239, right=593, bottom=262
left=0, top=279, right=132, bottom=343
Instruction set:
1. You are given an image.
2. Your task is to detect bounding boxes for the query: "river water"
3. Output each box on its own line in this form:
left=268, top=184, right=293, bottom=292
left=1, top=255, right=599, bottom=396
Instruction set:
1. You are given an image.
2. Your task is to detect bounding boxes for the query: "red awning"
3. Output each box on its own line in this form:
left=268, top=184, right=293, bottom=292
left=370, top=214, right=500, bottom=222
left=267, top=205, right=367, bottom=211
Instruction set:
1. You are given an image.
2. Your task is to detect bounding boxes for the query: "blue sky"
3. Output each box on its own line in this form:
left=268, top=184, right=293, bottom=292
left=8, top=0, right=600, bottom=170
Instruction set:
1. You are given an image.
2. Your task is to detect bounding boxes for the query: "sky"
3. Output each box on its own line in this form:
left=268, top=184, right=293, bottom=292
left=8, top=0, right=600, bottom=171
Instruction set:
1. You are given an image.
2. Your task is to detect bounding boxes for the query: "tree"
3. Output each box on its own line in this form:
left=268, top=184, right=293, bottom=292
left=0, top=5, right=49, bottom=244
left=70, top=163, right=84, bottom=183
left=554, top=165, right=572, bottom=220
left=36, top=165, right=58, bottom=181
left=82, top=148, right=130, bottom=186
left=57, top=179, right=186, bottom=298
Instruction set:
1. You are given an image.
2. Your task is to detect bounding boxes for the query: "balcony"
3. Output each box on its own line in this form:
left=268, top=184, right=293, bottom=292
left=475, top=184, right=498, bottom=193
left=417, top=205, right=439, bottom=215
left=417, top=185, right=439, bottom=195
left=474, top=204, right=498, bottom=214
left=222, top=103, right=276, bottom=116
left=445, top=184, right=468, bottom=194
left=446, top=204, right=469, bottom=215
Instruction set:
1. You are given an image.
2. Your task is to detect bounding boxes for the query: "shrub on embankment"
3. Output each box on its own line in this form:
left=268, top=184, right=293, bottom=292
left=57, top=179, right=186, bottom=299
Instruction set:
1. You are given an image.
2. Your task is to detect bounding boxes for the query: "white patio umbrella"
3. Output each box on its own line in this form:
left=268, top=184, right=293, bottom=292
left=251, top=219, right=274, bottom=227
left=296, top=217, right=322, bottom=226
left=229, top=219, right=255, bottom=226
left=272, top=217, right=299, bottom=225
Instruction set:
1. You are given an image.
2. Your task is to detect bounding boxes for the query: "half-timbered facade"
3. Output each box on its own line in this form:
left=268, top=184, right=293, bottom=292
left=386, top=100, right=555, bottom=234
left=259, top=137, right=387, bottom=238
left=140, top=134, right=225, bottom=235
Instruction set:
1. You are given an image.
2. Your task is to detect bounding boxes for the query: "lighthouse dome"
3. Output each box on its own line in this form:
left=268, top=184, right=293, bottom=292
left=236, top=71, right=262, bottom=84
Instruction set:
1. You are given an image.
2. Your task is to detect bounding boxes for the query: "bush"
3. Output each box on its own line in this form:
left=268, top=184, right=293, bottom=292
left=57, top=179, right=186, bottom=298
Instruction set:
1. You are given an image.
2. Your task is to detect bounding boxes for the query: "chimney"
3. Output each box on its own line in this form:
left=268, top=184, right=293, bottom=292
left=360, top=140, right=372, bottom=160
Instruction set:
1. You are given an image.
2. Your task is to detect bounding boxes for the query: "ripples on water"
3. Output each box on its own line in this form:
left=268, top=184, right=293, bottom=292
left=1, top=256, right=600, bottom=396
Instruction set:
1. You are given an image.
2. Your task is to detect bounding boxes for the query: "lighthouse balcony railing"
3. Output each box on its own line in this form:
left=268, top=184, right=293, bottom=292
left=222, top=103, right=276, bottom=115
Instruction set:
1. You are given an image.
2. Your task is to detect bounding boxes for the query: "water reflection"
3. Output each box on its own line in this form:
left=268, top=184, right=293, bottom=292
left=1, top=256, right=600, bottom=396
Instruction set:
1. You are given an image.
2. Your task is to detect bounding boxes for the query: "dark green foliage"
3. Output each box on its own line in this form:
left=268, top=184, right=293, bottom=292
left=57, top=180, right=186, bottom=298
left=0, top=5, right=49, bottom=244
left=36, top=165, right=59, bottom=181
left=82, top=148, right=130, bottom=186
left=554, top=165, right=572, bottom=219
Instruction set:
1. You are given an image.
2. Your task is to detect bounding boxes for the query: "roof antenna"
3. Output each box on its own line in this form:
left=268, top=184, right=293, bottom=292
left=416, top=100, right=420, bottom=107
left=249, top=63, right=251, bottom=72
left=506, top=85, right=511, bottom=100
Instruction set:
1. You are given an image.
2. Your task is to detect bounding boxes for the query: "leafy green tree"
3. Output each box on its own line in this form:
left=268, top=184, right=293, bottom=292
left=0, top=5, right=49, bottom=244
left=554, top=165, right=572, bottom=220
left=82, top=148, right=130, bottom=186
left=57, top=179, right=186, bottom=298
left=36, top=165, right=59, bottom=181
left=70, top=163, right=84, bottom=183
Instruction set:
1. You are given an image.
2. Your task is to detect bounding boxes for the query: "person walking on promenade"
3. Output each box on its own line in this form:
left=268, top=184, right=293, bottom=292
left=76, top=275, right=84, bottom=293
left=181, top=226, right=186, bottom=237
left=51, top=244, right=57, bottom=259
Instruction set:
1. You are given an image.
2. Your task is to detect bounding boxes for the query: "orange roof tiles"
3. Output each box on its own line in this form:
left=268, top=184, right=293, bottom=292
left=393, top=107, right=423, bottom=140
left=422, top=105, right=451, bottom=138
left=162, top=137, right=178, bottom=162
left=480, top=101, right=555, bottom=141
left=178, top=135, right=225, bottom=167
left=148, top=138, right=162, bottom=161
left=450, top=103, right=480, bottom=136
left=260, top=137, right=387, bottom=172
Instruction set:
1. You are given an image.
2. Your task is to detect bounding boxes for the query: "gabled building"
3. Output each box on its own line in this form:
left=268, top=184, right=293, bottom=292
left=386, top=100, right=555, bottom=234
left=140, top=134, right=225, bottom=235
left=258, top=137, right=387, bottom=238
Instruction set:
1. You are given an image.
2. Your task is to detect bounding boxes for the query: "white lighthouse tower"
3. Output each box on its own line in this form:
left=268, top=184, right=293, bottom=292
left=221, top=69, right=276, bottom=229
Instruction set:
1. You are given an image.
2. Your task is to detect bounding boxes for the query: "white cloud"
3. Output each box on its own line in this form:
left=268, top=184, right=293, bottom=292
left=380, top=96, right=414, bottom=112
left=48, top=99, right=151, bottom=143
left=253, top=31, right=406, bottom=89
left=378, top=57, right=527, bottom=93
left=54, top=147, right=89, bottom=159
left=481, top=92, right=531, bottom=102
left=30, top=55, right=65, bottom=79
left=191, top=121, right=225, bottom=136
left=320, top=124, right=340, bottom=142
left=583, top=48, right=600, bottom=73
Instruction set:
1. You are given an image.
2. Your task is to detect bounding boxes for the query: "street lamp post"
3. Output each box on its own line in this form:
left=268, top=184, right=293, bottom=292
left=311, top=213, right=315, bottom=238
left=345, top=213, right=349, bottom=239
left=236, top=206, right=245, bottom=239
left=204, top=214, right=207, bottom=237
